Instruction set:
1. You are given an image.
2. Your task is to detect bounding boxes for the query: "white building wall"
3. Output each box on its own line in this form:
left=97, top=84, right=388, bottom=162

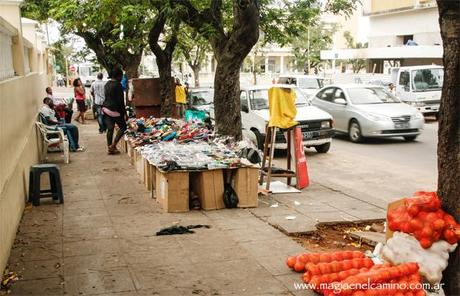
left=368, top=7, right=441, bottom=47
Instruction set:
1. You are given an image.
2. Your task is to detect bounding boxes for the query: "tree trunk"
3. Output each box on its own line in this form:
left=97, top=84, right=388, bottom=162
left=123, top=55, right=142, bottom=79
left=213, top=59, right=242, bottom=139
left=436, top=1, right=460, bottom=294
left=191, top=65, right=200, bottom=88
left=158, top=63, right=174, bottom=117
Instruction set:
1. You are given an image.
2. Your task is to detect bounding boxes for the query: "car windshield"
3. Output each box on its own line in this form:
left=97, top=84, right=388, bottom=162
left=411, top=68, right=443, bottom=92
left=189, top=90, right=214, bottom=106
left=347, top=87, right=401, bottom=105
left=298, top=78, right=323, bottom=89
left=248, top=88, right=309, bottom=110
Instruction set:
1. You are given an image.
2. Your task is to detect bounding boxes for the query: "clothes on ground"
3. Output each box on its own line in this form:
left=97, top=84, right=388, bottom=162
left=175, top=85, right=187, bottom=104
left=90, top=79, right=107, bottom=105
left=156, top=225, right=211, bottom=236
left=268, top=87, right=298, bottom=129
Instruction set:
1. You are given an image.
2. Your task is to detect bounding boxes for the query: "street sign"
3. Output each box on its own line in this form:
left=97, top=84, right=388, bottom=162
left=69, top=65, right=76, bottom=72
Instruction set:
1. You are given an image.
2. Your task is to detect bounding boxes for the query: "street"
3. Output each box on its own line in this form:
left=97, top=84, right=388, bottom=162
left=300, top=119, right=438, bottom=207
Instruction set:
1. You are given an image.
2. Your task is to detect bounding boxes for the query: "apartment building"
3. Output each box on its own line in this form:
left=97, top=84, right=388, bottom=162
left=321, top=0, right=442, bottom=73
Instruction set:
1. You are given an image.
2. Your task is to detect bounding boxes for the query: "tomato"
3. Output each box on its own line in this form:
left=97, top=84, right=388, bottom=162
left=320, top=253, right=331, bottom=263
left=297, top=254, right=308, bottom=264
left=432, top=219, right=446, bottom=231
left=410, top=219, right=424, bottom=231
left=287, top=256, right=297, bottom=268
left=342, top=260, right=353, bottom=271
left=400, top=222, right=412, bottom=233
left=421, top=225, right=434, bottom=238
left=407, top=205, right=420, bottom=217
left=352, top=251, right=364, bottom=258
left=417, top=211, right=428, bottom=220
left=294, top=261, right=305, bottom=272
left=443, top=229, right=458, bottom=244
left=426, top=212, right=438, bottom=222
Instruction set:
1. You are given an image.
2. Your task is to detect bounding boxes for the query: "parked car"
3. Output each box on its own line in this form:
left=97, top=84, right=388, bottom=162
left=278, top=75, right=326, bottom=99
left=187, top=88, right=214, bottom=118
left=311, top=84, right=424, bottom=143
left=239, top=85, right=334, bottom=153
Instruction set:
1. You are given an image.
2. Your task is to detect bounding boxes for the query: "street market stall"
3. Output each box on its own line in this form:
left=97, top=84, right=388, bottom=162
left=119, top=117, right=260, bottom=212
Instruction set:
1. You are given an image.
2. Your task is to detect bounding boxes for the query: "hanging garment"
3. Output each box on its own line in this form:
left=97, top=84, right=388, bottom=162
left=268, top=87, right=298, bottom=129
left=175, top=85, right=187, bottom=104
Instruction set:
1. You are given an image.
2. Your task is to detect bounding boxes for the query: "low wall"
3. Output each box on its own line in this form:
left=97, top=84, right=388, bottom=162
left=0, top=72, right=47, bottom=272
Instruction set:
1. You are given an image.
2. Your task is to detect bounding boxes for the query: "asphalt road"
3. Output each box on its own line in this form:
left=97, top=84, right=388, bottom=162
left=299, top=118, right=439, bottom=206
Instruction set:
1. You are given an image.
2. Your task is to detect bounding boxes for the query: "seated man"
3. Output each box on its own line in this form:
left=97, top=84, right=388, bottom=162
left=46, top=87, right=73, bottom=123
left=40, top=97, right=83, bottom=152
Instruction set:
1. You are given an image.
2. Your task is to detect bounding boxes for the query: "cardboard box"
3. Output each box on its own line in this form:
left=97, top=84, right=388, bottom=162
left=386, top=198, right=404, bottom=240
left=156, top=169, right=189, bottom=213
left=135, top=150, right=144, bottom=179
left=190, top=170, right=225, bottom=210
left=143, top=159, right=154, bottom=191
left=127, top=142, right=134, bottom=164
left=233, top=168, right=259, bottom=208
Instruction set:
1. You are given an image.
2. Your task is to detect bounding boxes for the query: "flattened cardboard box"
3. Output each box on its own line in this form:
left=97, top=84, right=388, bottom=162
left=190, top=170, right=225, bottom=210
left=234, top=167, right=258, bottom=208
left=156, top=170, right=189, bottom=213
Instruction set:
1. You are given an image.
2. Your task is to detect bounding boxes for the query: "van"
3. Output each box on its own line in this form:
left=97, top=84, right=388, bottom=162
left=278, top=75, right=326, bottom=99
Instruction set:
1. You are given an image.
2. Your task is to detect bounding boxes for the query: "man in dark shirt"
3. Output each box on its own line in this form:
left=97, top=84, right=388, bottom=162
left=103, top=67, right=127, bottom=154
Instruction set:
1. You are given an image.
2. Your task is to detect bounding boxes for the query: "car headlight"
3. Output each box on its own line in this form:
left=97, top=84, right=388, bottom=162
left=321, top=121, right=331, bottom=129
left=413, top=112, right=423, bottom=120
left=366, top=113, right=391, bottom=121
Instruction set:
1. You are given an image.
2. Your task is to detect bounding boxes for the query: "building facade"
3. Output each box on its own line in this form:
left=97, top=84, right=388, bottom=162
left=321, top=0, right=442, bottom=73
left=0, top=0, right=50, bottom=273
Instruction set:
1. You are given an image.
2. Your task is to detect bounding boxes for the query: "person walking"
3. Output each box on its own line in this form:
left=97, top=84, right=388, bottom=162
left=103, top=67, right=127, bottom=155
left=90, top=73, right=107, bottom=133
left=73, top=78, right=87, bottom=124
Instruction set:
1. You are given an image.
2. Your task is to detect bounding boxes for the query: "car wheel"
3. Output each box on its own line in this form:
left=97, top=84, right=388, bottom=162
left=315, top=142, right=331, bottom=153
left=348, top=120, right=363, bottom=143
left=252, top=129, right=265, bottom=150
left=404, top=136, right=418, bottom=142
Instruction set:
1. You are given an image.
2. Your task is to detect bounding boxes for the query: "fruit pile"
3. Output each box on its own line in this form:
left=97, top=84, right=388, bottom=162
left=286, top=251, right=425, bottom=295
left=387, top=191, right=460, bottom=248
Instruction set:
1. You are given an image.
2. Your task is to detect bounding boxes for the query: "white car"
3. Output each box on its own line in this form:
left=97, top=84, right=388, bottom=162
left=240, top=85, right=334, bottom=153
left=278, top=74, right=327, bottom=99
left=311, top=84, right=425, bottom=143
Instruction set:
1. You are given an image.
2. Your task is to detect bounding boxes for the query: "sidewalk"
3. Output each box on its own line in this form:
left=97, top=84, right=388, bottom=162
left=5, top=121, right=385, bottom=296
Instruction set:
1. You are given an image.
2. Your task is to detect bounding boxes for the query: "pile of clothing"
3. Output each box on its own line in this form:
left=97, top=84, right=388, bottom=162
left=126, top=117, right=211, bottom=147
left=140, top=140, right=242, bottom=171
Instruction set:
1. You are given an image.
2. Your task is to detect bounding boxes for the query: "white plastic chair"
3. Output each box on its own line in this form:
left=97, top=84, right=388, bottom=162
left=35, top=122, right=70, bottom=164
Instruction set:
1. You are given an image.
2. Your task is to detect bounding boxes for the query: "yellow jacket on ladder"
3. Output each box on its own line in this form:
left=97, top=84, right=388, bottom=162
left=268, top=87, right=298, bottom=129
left=175, top=85, right=187, bottom=104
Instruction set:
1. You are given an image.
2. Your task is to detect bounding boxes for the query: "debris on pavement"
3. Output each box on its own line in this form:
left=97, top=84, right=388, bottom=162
left=156, top=224, right=211, bottom=236
left=1, top=267, right=18, bottom=293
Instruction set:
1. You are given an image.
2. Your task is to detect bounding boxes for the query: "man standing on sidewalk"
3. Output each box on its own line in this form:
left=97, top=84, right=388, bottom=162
left=90, top=73, right=107, bottom=133
left=103, top=67, right=127, bottom=155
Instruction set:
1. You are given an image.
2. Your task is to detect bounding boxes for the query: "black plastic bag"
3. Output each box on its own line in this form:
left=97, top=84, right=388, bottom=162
left=223, top=183, right=239, bottom=208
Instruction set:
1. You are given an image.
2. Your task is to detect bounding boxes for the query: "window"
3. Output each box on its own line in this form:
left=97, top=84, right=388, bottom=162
left=316, top=87, right=336, bottom=102
left=240, top=91, right=249, bottom=111
left=0, top=32, right=14, bottom=80
left=347, top=87, right=400, bottom=105
left=334, top=88, right=346, bottom=100
left=399, top=71, right=410, bottom=88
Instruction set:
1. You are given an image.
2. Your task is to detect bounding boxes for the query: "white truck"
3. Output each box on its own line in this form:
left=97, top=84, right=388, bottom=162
left=391, top=65, right=444, bottom=118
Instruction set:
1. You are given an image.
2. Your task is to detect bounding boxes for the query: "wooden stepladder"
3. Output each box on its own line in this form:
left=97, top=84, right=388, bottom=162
left=259, top=124, right=296, bottom=191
